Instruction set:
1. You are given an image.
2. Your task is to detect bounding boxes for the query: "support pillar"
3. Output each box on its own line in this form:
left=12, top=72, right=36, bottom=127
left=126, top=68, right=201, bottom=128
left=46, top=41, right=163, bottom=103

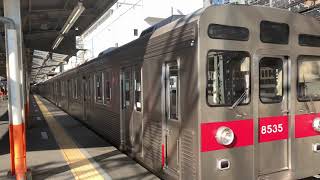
left=3, top=0, right=26, bottom=125
left=3, top=0, right=27, bottom=179
left=6, top=25, right=26, bottom=180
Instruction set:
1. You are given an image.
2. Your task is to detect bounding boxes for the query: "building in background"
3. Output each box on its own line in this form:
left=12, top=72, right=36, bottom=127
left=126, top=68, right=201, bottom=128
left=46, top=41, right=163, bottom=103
left=62, top=0, right=203, bottom=71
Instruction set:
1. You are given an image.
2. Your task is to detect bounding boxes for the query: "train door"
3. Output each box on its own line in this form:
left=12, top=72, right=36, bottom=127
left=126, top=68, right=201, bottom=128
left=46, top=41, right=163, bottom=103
left=82, top=76, right=88, bottom=121
left=132, top=65, right=143, bottom=155
left=121, top=67, right=134, bottom=150
left=164, top=61, right=180, bottom=177
left=257, top=56, right=289, bottom=175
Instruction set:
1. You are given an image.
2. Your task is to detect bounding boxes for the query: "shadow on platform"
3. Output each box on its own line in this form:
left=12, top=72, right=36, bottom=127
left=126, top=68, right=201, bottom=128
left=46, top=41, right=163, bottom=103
left=0, top=149, right=154, bottom=180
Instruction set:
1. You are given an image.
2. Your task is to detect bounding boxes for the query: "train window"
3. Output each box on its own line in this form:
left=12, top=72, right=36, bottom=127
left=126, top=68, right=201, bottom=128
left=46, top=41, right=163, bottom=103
left=55, top=82, right=57, bottom=96
left=72, top=79, right=76, bottom=99
left=299, top=34, right=320, bottom=47
left=57, top=82, right=60, bottom=96
left=208, top=24, right=249, bottom=41
left=58, top=81, right=61, bottom=96
left=259, top=57, right=283, bottom=103
left=168, top=62, right=179, bottom=119
left=72, top=80, right=74, bottom=98
left=134, top=66, right=142, bottom=112
left=88, top=77, right=91, bottom=100
left=207, top=51, right=250, bottom=106
left=54, top=82, right=57, bottom=96
left=95, top=72, right=103, bottom=103
left=121, top=69, right=132, bottom=109
left=105, top=70, right=112, bottom=104
left=58, top=82, right=60, bottom=96
left=260, top=21, right=289, bottom=44
left=75, top=79, right=78, bottom=99
left=61, top=81, right=64, bottom=97
left=91, top=76, right=93, bottom=100
left=73, top=78, right=79, bottom=99
left=69, top=80, right=72, bottom=98
left=63, top=81, right=66, bottom=97
left=297, top=56, right=320, bottom=101
left=65, top=81, right=67, bottom=97
left=77, top=78, right=81, bottom=99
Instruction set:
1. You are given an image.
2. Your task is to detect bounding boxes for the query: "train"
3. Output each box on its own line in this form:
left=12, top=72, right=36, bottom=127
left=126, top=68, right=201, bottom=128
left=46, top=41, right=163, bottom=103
left=35, top=5, right=320, bottom=180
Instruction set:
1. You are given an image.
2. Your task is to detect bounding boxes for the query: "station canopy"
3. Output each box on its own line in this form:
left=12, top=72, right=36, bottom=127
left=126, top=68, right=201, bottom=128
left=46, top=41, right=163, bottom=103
left=0, top=0, right=117, bottom=83
left=31, top=50, right=69, bottom=83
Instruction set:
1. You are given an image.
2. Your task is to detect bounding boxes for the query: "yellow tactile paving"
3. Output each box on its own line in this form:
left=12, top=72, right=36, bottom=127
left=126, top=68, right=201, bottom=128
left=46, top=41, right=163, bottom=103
left=34, top=95, right=104, bottom=180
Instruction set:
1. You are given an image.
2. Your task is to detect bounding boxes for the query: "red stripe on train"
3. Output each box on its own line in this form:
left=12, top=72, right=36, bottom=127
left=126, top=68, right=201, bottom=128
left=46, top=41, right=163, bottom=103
left=161, top=144, right=165, bottom=168
left=201, top=114, right=320, bottom=152
left=201, top=119, right=254, bottom=152
left=295, top=113, right=320, bottom=138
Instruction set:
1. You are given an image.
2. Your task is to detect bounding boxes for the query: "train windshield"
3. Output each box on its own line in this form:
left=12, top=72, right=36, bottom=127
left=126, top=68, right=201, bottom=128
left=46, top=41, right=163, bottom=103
left=298, top=56, right=320, bottom=101
left=207, top=51, right=250, bottom=106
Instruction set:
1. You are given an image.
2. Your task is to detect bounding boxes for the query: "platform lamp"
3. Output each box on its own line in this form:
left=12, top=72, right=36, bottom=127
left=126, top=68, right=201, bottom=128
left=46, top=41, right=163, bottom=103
left=52, top=2, right=85, bottom=50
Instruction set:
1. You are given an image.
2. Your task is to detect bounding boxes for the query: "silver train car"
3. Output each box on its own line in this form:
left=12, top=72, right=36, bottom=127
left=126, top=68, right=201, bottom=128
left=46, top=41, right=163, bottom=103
left=36, top=5, right=320, bottom=180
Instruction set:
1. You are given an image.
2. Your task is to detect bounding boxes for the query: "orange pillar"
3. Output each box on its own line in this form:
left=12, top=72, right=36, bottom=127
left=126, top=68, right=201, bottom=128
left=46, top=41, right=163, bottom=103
left=9, top=125, right=15, bottom=175
left=5, top=27, right=27, bottom=179
left=2, top=7, right=27, bottom=179
left=9, top=124, right=26, bottom=179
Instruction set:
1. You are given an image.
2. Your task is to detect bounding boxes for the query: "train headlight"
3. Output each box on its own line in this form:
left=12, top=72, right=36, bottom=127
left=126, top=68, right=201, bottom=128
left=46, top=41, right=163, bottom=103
left=215, top=126, right=235, bottom=146
left=312, top=117, right=320, bottom=132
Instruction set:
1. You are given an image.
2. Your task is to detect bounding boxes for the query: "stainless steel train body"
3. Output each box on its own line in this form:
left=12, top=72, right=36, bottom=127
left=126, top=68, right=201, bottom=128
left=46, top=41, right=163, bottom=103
left=36, top=5, right=320, bottom=180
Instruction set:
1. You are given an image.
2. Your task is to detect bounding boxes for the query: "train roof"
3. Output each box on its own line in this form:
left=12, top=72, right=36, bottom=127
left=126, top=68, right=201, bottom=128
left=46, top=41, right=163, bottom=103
left=42, top=5, right=320, bottom=84
left=140, top=15, right=186, bottom=37
left=94, top=5, right=320, bottom=59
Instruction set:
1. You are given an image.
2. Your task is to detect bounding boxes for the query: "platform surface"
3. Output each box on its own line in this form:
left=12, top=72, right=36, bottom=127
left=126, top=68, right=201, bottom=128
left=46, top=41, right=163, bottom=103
left=1, top=96, right=318, bottom=180
left=0, top=95, right=159, bottom=180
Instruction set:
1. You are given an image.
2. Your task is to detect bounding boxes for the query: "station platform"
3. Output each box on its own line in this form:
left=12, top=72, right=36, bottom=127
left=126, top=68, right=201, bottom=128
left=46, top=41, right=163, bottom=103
left=0, top=95, right=159, bottom=180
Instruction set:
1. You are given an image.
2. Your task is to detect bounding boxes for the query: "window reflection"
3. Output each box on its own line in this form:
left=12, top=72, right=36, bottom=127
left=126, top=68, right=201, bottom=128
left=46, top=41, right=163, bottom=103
left=134, top=66, right=142, bottom=112
left=298, top=56, right=320, bottom=101
left=259, top=57, right=283, bottom=103
left=95, top=72, right=103, bottom=103
left=168, top=63, right=178, bottom=119
left=125, top=70, right=131, bottom=106
left=207, top=51, right=250, bottom=106
left=105, top=71, right=112, bottom=104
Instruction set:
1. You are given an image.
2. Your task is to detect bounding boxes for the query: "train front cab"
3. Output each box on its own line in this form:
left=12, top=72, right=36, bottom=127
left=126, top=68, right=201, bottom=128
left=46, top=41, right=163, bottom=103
left=198, top=6, right=320, bottom=180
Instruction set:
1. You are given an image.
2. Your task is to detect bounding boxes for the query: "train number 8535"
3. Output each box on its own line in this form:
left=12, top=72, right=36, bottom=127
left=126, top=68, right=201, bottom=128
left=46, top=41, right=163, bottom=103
left=261, top=124, right=283, bottom=135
